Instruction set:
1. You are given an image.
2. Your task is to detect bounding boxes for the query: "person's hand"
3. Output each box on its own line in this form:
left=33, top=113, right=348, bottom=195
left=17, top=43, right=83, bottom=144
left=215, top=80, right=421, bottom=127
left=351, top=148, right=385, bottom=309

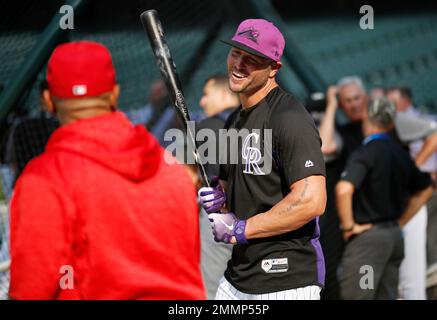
left=342, top=223, right=373, bottom=241
left=326, top=85, right=339, bottom=110
left=208, top=212, right=248, bottom=244
left=198, top=177, right=226, bottom=213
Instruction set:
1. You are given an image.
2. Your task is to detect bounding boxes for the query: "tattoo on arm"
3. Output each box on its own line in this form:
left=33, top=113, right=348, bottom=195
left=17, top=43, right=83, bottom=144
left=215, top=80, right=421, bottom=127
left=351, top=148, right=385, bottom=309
left=277, top=178, right=309, bottom=216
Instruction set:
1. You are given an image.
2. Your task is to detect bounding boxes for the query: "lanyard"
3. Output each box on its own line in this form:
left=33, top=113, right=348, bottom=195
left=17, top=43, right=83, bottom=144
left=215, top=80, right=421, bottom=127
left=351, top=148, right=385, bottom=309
left=362, top=133, right=390, bottom=146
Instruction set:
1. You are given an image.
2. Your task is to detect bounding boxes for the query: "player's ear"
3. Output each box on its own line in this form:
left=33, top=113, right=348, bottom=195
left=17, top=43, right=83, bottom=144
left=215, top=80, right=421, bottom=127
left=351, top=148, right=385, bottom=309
left=109, top=84, right=120, bottom=110
left=42, top=89, right=56, bottom=114
left=269, top=61, right=281, bottom=78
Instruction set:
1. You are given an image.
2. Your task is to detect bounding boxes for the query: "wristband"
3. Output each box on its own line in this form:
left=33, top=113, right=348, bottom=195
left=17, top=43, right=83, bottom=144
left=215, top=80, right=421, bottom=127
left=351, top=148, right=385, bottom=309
left=234, top=220, right=248, bottom=244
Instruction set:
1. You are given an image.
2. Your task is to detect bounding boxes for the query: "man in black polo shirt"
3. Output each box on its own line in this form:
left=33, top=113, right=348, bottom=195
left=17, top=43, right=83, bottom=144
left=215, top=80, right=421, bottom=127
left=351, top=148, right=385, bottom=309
left=198, top=19, right=326, bottom=300
left=336, top=97, right=433, bottom=299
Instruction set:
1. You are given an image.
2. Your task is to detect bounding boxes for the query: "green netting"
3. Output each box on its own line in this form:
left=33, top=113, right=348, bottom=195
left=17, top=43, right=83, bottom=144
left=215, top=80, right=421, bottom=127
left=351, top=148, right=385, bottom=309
left=284, top=12, right=437, bottom=110
left=1, top=1, right=240, bottom=115
left=3, top=3, right=436, bottom=115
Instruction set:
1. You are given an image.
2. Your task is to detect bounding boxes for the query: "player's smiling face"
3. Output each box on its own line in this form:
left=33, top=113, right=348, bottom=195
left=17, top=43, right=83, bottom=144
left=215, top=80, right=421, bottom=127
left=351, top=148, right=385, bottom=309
left=227, top=48, right=273, bottom=95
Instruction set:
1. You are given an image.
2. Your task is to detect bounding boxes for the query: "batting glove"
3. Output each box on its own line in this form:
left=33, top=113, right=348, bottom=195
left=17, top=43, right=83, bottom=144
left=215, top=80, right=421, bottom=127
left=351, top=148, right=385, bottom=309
left=208, top=212, right=248, bottom=244
left=198, top=177, right=226, bottom=213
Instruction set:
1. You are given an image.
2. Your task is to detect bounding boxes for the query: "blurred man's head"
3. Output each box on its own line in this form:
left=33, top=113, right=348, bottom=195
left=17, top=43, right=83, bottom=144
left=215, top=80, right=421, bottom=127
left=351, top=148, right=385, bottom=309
left=199, top=75, right=239, bottom=117
left=386, top=86, right=413, bottom=112
left=337, top=76, right=368, bottom=123
left=363, top=97, right=396, bottom=136
left=43, top=41, right=119, bottom=125
left=148, top=80, right=169, bottom=109
left=370, top=86, right=386, bottom=99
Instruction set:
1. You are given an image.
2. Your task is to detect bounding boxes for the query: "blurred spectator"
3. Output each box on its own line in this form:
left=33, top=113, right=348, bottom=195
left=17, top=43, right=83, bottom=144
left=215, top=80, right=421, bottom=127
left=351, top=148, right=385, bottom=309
left=199, top=75, right=239, bottom=116
left=0, top=83, right=13, bottom=200
left=9, top=41, right=205, bottom=299
left=320, top=76, right=368, bottom=159
left=387, top=86, right=415, bottom=113
left=387, top=85, right=437, bottom=299
left=126, top=80, right=180, bottom=147
left=387, top=86, right=437, bottom=170
left=195, top=74, right=239, bottom=299
left=318, top=76, right=437, bottom=299
left=3, top=80, right=59, bottom=181
left=336, top=97, right=433, bottom=299
left=370, top=86, right=386, bottom=99
left=197, top=74, right=239, bottom=177
left=126, top=80, right=168, bottom=126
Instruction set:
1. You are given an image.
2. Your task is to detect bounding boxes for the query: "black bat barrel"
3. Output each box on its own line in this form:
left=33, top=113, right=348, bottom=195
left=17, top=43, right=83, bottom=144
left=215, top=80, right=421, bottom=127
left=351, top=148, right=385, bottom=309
left=140, top=9, right=210, bottom=187
left=140, top=10, right=190, bottom=122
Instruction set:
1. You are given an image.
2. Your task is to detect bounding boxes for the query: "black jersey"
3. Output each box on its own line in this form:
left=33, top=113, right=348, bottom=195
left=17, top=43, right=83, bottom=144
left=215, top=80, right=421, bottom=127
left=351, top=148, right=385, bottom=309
left=219, top=87, right=326, bottom=294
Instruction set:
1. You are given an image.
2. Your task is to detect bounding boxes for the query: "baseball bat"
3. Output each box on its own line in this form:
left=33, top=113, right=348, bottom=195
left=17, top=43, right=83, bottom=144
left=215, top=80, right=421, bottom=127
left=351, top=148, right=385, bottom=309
left=140, top=9, right=210, bottom=187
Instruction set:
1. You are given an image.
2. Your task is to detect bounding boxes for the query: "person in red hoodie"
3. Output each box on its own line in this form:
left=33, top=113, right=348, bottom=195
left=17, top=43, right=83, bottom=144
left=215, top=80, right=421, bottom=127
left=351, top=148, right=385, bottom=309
left=8, top=41, right=205, bottom=300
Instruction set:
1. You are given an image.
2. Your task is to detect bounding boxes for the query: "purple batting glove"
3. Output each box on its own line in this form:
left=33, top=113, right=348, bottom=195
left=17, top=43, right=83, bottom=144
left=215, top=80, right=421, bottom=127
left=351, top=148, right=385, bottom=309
left=198, top=177, right=226, bottom=213
left=208, top=212, right=248, bottom=244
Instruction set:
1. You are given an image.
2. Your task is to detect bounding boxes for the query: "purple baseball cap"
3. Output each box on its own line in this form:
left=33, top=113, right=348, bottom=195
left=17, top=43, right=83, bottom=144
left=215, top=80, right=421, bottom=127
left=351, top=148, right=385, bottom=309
left=222, top=19, right=285, bottom=62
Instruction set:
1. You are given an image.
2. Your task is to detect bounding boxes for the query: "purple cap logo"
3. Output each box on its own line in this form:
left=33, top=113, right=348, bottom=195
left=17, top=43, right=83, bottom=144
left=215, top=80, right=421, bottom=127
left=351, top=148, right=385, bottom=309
left=237, top=27, right=260, bottom=44
left=222, top=19, right=285, bottom=62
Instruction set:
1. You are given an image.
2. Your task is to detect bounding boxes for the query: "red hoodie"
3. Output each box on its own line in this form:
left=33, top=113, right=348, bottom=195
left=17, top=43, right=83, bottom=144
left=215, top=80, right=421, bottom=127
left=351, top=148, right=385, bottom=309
left=9, top=111, right=205, bottom=300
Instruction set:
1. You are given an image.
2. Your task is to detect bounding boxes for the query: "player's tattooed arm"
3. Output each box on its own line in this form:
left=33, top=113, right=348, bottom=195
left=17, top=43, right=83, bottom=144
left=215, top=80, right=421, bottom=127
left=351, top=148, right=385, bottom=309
left=277, top=178, right=309, bottom=213
left=244, top=175, right=326, bottom=239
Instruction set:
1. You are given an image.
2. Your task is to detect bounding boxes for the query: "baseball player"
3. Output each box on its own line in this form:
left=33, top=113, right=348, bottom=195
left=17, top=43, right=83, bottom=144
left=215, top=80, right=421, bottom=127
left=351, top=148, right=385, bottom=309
left=198, top=19, right=327, bottom=300
left=9, top=41, right=205, bottom=299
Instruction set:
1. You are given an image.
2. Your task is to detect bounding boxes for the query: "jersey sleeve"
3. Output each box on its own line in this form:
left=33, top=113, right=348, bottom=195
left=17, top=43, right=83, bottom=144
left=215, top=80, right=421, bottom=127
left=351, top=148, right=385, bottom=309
left=339, top=148, right=370, bottom=189
left=271, top=99, right=326, bottom=186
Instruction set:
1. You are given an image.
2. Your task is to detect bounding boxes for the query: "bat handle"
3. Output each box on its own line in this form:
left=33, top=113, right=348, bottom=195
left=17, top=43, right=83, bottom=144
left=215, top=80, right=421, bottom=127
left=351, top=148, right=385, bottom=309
left=186, top=124, right=210, bottom=187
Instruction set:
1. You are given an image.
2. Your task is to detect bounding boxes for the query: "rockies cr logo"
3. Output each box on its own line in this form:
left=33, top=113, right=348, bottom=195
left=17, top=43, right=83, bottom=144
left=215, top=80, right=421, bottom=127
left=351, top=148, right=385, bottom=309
left=242, top=133, right=265, bottom=175
left=237, top=27, right=259, bottom=44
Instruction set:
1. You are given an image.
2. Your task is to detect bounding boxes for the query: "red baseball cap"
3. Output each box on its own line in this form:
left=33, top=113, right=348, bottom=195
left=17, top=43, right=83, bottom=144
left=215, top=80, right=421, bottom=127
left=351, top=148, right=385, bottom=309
left=47, top=41, right=116, bottom=98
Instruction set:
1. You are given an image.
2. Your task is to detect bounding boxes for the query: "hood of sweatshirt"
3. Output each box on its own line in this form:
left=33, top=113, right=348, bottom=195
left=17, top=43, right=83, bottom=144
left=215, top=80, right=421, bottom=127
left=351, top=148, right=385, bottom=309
left=45, top=111, right=162, bottom=181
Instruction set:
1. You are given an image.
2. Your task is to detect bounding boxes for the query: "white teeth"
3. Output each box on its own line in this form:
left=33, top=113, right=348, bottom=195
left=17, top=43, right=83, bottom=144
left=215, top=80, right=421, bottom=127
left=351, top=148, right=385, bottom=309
left=232, top=71, right=245, bottom=79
